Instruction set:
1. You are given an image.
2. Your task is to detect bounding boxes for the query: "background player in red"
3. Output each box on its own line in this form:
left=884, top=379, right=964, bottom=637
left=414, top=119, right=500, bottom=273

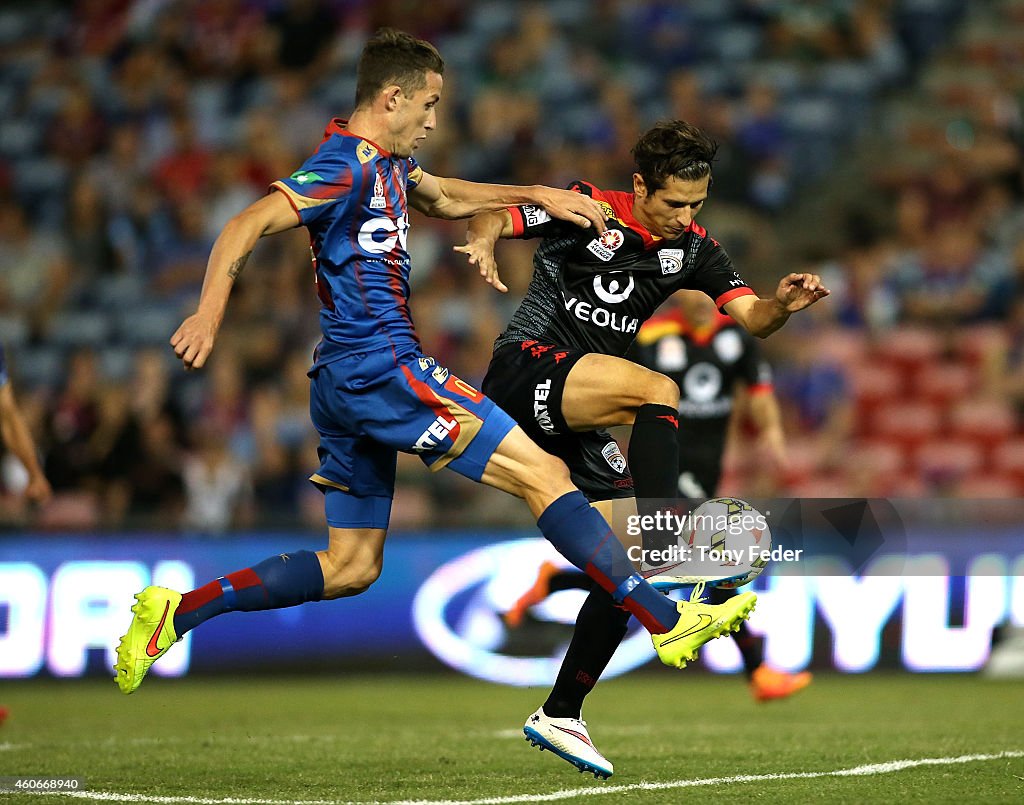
left=457, top=121, right=827, bottom=777
left=115, top=31, right=756, bottom=708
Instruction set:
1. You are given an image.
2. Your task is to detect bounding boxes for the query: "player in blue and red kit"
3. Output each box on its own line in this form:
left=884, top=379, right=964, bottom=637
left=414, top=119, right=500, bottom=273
left=115, top=30, right=757, bottom=708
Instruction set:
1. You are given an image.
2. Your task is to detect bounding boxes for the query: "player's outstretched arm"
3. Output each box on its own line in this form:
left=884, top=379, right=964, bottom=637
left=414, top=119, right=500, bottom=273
left=410, top=173, right=607, bottom=232
left=171, top=191, right=299, bottom=370
left=453, top=210, right=514, bottom=292
left=0, top=384, right=52, bottom=505
left=724, top=273, right=830, bottom=338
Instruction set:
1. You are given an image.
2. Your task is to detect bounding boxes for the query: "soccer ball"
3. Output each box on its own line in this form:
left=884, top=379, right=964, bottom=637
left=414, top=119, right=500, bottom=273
left=686, top=497, right=771, bottom=588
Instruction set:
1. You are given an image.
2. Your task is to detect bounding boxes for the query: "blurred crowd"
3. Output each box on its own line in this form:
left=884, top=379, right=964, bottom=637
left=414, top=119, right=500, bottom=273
left=1, top=0, right=1022, bottom=533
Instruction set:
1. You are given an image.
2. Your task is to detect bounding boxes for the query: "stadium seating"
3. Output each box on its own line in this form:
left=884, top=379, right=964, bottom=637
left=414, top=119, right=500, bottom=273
left=949, top=398, right=1017, bottom=451
left=871, top=400, right=944, bottom=452
left=912, top=363, right=976, bottom=406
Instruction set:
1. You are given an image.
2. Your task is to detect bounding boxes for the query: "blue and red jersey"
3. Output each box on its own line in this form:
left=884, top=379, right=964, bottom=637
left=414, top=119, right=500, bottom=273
left=271, top=119, right=425, bottom=368
left=0, top=344, right=7, bottom=388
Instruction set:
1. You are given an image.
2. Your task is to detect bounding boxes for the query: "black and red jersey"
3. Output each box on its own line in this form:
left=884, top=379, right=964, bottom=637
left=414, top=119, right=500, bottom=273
left=492, top=180, right=755, bottom=357
left=629, top=307, right=774, bottom=479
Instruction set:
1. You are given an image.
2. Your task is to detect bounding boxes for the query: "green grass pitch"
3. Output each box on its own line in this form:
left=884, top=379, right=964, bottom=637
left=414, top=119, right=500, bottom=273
left=1, top=674, right=1021, bottom=803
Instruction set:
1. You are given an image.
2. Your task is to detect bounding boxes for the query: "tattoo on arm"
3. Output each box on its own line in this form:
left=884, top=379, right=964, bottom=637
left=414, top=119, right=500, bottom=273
left=227, top=250, right=253, bottom=280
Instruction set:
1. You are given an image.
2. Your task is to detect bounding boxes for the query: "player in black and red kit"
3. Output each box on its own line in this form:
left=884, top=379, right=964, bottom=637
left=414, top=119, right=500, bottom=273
left=506, top=290, right=811, bottom=704
left=458, top=121, right=828, bottom=778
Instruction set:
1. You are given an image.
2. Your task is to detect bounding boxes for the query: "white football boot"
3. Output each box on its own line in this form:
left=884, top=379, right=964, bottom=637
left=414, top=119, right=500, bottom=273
left=523, top=707, right=613, bottom=779
left=647, top=569, right=748, bottom=592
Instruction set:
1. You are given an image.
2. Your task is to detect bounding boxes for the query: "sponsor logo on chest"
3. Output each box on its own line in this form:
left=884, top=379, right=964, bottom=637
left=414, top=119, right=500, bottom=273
left=358, top=214, right=410, bottom=255
left=563, top=296, right=640, bottom=333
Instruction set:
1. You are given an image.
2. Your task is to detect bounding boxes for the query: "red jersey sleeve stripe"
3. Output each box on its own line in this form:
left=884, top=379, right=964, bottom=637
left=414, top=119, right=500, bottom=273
left=508, top=206, right=526, bottom=237
left=715, top=287, right=756, bottom=309
left=748, top=383, right=774, bottom=395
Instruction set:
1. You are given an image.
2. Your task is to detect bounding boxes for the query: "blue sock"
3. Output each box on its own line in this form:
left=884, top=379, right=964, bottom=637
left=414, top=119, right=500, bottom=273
left=173, top=550, right=325, bottom=636
left=537, top=491, right=677, bottom=633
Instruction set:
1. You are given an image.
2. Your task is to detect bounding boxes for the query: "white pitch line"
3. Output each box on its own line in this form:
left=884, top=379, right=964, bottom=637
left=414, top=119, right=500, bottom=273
left=45, top=750, right=1024, bottom=805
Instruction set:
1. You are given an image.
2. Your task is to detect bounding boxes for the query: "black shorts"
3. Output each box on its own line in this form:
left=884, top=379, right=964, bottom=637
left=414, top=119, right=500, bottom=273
left=482, top=341, right=635, bottom=502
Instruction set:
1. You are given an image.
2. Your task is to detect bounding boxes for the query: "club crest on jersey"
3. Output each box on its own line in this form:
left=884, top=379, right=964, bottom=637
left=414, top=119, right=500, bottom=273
left=370, top=173, right=387, bottom=209
left=601, top=441, right=627, bottom=474
left=658, top=248, right=686, bottom=275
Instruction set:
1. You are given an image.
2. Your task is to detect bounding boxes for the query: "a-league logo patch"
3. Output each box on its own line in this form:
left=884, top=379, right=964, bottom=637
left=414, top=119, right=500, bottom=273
left=586, top=239, right=616, bottom=262
left=601, top=441, right=627, bottom=474
left=599, top=229, right=624, bottom=251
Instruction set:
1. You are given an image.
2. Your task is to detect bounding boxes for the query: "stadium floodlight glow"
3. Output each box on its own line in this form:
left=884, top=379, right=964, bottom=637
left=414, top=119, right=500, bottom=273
left=412, top=538, right=656, bottom=686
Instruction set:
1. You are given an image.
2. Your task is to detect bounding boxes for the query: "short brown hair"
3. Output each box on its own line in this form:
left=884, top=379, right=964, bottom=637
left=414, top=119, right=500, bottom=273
left=354, top=28, right=445, bottom=109
left=632, top=121, right=718, bottom=193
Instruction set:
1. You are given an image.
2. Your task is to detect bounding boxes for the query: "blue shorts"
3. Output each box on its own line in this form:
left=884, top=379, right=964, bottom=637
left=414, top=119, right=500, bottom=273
left=308, top=349, right=517, bottom=529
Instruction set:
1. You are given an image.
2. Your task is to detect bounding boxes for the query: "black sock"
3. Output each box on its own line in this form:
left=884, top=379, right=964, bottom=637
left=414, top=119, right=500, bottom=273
left=630, top=403, right=684, bottom=557
left=629, top=403, right=680, bottom=500
left=543, top=587, right=631, bottom=719
left=550, top=571, right=596, bottom=593
left=710, top=586, right=763, bottom=676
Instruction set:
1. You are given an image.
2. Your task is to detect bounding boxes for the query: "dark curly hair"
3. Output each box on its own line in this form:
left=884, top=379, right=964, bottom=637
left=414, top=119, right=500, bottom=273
left=632, top=121, right=718, bottom=193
